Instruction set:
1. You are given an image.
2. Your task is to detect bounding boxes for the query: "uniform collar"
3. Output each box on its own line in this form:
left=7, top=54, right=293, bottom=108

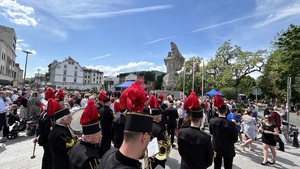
left=115, top=150, right=141, bottom=169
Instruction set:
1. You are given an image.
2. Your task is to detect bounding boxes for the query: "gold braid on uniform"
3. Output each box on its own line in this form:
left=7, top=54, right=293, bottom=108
left=60, top=133, right=75, bottom=148
left=88, top=158, right=99, bottom=169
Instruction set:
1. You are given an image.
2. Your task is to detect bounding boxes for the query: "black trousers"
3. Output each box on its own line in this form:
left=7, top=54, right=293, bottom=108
left=167, top=126, right=175, bottom=144
left=0, top=113, right=9, bottom=137
left=278, top=129, right=285, bottom=151
left=100, top=133, right=112, bottom=157
left=178, top=118, right=183, bottom=129
left=214, top=154, right=233, bottom=169
left=42, top=142, right=52, bottom=169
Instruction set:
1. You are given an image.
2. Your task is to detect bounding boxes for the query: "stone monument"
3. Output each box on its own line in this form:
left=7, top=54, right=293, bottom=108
left=162, top=42, right=185, bottom=91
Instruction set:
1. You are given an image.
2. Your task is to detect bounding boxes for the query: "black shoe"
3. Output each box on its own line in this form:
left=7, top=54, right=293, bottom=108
left=278, top=148, right=285, bottom=152
left=261, top=161, right=268, bottom=165
left=172, top=144, right=176, bottom=148
left=268, top=160, right=276, bottom=164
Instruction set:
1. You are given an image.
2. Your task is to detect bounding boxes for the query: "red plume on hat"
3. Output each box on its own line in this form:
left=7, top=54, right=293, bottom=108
left=167, top=95, right=172, bottom=101
left=45, top=87, right=54, bottom=101
left=98, top=91, right=108, bottom=101
left=148, top=95, right=160, bottom=109
left=214, top=94, right=224, bottom=108
left=55, top=89, right=64, bottom=100
left=47, top=98, right=60, bottom=116
left=184, top=92, right=200, bottom=110
left=80, top=100, right=99, bottom=125
left=157, top=94, right=164, bottom=102
left=183, top=96, right=190, bottom=110
left=120, top=80, right=146, bottom=112
left=114, top=100, right=121, bottom=113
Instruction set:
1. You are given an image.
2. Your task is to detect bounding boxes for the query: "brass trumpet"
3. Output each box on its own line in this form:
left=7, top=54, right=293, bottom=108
left=155, top=131, right=171, bottom=161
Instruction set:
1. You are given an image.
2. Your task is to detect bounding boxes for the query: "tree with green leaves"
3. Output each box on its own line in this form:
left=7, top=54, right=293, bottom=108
left=205, top=40, right=266, bottom=91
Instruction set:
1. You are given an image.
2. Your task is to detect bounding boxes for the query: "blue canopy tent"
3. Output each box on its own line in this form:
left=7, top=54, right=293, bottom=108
left=114, top=81, right=147, bottom=89
left=204, top=89, right=224, bottom=97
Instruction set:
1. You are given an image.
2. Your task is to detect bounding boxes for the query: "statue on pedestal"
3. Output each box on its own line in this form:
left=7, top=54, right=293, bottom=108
left=163, top=42, right=185, bottom=90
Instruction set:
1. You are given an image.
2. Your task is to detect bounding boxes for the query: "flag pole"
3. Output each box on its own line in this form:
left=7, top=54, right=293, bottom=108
left=201, top=60, right=204, bottom=97
left=183, top=62, right=186, bottom=100
left=192, top=60, right=195, bottom=92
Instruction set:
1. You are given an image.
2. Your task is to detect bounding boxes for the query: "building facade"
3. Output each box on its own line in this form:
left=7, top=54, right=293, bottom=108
left=0, top=25, right=17, bottom=85
left=48, top=57, right=84, bottom=89
left=82, top=67, right=103, bottom=91
left=13, top=63, right=23, bottom=87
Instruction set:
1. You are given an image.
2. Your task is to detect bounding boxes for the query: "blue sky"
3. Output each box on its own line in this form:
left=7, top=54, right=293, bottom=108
left=1, top=0, right=300, bottom=78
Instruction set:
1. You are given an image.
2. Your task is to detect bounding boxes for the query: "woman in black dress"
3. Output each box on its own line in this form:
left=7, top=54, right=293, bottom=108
left=259, top=115, right=279, bottom=165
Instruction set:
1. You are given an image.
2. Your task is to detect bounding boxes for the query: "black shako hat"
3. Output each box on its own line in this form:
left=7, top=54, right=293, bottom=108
left=119, top=80, right=153, bottom=133
left=184, top=92, right=203, bottom=118
left=54, top=108, right=71, bottom=120
left=80, top=100, right=101, bottom=135
left=124, top=112, right=153, bottom=132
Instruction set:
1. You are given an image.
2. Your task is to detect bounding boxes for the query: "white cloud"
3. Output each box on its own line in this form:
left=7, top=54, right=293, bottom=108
left=86, top=61, right=166, bottom=76
left=0, top=0, right=38, bottom=26
left=253, top=1, right=300, bottom=28
left=191, top=10, right=273, bottom=33
left=16, top=39, right=29, bottom=51
left=89, top=53, right=115, bottom=60
left=144, top=36, right=176, bottom=45
left=62, top=5, right=172, bottom=19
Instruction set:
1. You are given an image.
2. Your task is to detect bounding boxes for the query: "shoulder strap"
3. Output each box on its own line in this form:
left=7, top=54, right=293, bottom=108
left=98, top=148, right=118, bottom=169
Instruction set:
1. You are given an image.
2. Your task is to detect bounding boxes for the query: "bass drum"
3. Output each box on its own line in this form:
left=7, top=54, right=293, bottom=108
left=70, top=107, right=85, bottom=132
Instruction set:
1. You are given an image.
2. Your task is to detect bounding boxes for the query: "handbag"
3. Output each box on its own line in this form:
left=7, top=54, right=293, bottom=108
left=278, top=133, right=287, bottom=144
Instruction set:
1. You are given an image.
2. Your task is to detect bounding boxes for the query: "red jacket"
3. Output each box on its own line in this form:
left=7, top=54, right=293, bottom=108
left=270, top=111, right=281, bottom=128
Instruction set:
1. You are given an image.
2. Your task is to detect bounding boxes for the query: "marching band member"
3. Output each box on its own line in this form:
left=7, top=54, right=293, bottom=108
left=145, top=95, right=170, bottom=169
left=112, top=100, right=127, bottom=148
left=98, top=91, right=114, bottom=157
left=35, top=98, right=56, bottom=169
left=48, top=101, right=74, bottom=169
left=178, top=92, right=213, bottom=169
left=209, top=94, right=238, bottom=169
left=98, top=80, right=153, bottom=169
left=68, top=100, right=102, bottom=169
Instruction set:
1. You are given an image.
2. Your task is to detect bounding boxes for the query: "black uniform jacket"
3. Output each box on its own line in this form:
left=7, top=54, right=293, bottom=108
left=165, top=107, right=178, bottom=127
left=112, top=113, right=126, bottom=148
left=100, top=106, right=114, bottom=135
left=98, top=148, right=142, bottom=169
left=151, top=121, right=167, bottom=163
left=68, top=140, right=100, bottom=169
left=48, top=124, right=74, bottom=169
left=178, top=126, right=213, bottom=169
left=209, top=117, right=238, bottom=158
left=36, top=112, right=55, bottom=146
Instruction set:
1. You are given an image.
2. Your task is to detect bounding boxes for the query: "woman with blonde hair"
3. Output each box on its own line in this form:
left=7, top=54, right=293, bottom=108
left=259, top=115, right=279, bottom=165
left=241, top=108, right=257, bottom=151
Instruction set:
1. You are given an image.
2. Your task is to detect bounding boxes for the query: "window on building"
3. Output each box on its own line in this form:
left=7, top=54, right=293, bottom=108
left=57, top=66, right=61, bottom=69
left=74, top=71, right=77, bottom=76
left=72, top=62, right=74, bottom=65
left=64, top=70, right=67, bottom=75
left=69, top=62, right=71, bottom=64
left=64, top=65, right=67, bottom=68
left=63, top=77, right=66, bottom=82
left=74, top=78, right=77, bottom=82
left=75, top=66, right=77, bottom=69
left=93, top=78, right=95, bottom=82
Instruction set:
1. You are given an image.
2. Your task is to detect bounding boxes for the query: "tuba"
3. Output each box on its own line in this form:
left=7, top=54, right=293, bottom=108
left=155, top=131, right=171, bottom=161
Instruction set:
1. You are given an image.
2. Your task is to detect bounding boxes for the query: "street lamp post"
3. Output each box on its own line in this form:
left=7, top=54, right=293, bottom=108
left=22, top=50, right=33, bottom=86
left=37, top=68, right=41, bottom=87
left=235, top=69, right=238, bottom=102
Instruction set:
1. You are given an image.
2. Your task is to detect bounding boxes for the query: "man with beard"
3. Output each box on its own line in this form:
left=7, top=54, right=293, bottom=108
left=99, top=91, right=114, bottom=157
left=98, top=80, right=153, bottom=169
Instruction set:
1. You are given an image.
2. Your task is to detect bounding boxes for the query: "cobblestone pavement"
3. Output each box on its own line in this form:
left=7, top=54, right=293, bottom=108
left=1, top=129, right=299, bottom=169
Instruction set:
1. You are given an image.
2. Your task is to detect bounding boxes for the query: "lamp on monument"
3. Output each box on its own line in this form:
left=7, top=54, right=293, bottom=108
left=22, top=50, right=33, bottom=86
